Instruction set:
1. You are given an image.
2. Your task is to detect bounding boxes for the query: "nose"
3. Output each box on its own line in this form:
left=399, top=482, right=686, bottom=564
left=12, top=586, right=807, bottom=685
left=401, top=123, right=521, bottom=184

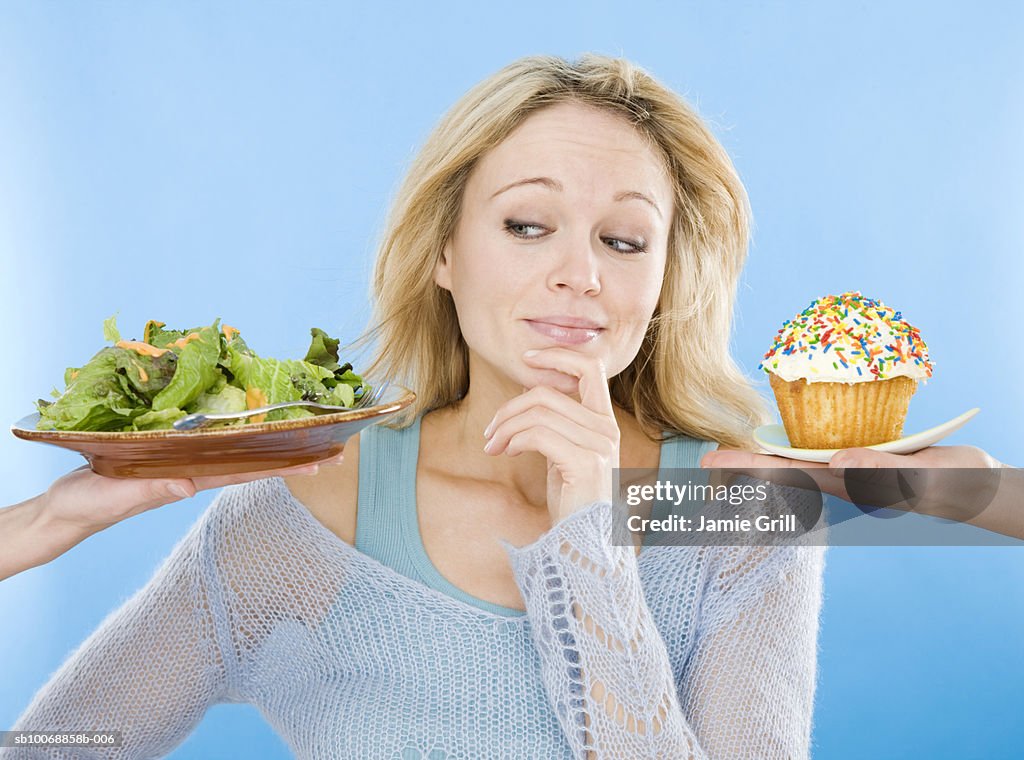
left=546, top=234, right=602, bottom=296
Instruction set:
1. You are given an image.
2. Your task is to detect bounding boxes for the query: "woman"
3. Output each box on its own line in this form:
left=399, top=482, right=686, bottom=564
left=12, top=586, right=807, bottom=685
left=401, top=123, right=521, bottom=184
left=5, top=54, right=824, bottom=759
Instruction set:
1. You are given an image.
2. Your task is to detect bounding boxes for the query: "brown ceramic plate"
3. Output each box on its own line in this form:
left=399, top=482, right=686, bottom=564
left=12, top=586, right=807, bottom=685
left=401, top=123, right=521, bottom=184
left=11, top=385, right=415, bottom=478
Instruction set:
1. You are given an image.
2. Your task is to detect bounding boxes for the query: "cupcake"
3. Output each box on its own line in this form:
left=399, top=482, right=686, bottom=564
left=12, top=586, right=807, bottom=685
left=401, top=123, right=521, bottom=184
left=760, top=292, right=933, bottom=449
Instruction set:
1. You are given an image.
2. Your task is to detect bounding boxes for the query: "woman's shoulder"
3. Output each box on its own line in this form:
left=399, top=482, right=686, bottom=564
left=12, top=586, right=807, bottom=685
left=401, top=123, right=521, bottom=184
left=657, top=430, right=719, bottom=469
left=191, top=438, right=365, bottom=626
left=282, top=431, right=361, bottom=546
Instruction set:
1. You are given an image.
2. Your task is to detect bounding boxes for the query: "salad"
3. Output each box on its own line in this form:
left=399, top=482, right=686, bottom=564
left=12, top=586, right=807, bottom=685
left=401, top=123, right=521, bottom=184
left=35, top=317, right=368, bottom=432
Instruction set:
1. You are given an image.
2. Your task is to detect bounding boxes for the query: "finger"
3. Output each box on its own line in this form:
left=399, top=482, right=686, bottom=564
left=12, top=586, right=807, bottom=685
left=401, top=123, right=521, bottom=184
left=191, top=453, right=342, bottom=491
left=829, top=447, right=911, bottom=475
left=319, top=452, right=346, bottom=467
left=827, top=448, right=938, bottom=510
left=503, top=425, right=609, bottom=476
left=485, top=385, right=612, bottom=441
left=486, top=405, right=612, bottom=458
left=504, top=425, right=613, bottom=512
left=192, top=465, right=317, bottom=491
left=702, top=449, right=783, bottom=469
left=112, top=478, right=196, bottom=506
left=70, top=472, right=199, bottom=525
left=702, top=449, right=827, bottom=471
left=700, top=448, right=845, bottom=500
left=522, top=348, right=613, bottom=417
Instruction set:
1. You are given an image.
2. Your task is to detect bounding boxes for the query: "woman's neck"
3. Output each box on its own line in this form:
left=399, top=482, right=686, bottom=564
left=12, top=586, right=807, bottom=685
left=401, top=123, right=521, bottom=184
left=421, top=375, right=658, bottom=513
left=422, top=382, right=550, bottom=510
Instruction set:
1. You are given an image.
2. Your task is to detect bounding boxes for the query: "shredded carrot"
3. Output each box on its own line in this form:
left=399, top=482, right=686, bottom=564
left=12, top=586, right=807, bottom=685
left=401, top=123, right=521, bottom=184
left=138, top=366, right=149, bottom=383
left=222, top=325, right=240, bottom=341
left=169, top=332, right=202, bottom=350
left=246, top=387, right=269, bottom=423
left=116, top=340, right=168, bottom=357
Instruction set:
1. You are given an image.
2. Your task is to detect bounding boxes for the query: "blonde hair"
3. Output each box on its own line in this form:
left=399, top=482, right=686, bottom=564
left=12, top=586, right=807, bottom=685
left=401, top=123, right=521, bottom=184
left=359, top=54, right=769, bottom=449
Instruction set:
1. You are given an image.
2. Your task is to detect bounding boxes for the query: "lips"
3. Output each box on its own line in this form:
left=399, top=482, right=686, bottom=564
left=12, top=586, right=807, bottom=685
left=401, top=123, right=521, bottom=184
left=524, top=317, right=605, bottom=346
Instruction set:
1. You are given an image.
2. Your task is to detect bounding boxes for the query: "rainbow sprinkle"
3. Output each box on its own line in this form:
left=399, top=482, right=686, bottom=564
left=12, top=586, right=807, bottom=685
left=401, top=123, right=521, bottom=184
left=758, top=291, right=933, bottom=381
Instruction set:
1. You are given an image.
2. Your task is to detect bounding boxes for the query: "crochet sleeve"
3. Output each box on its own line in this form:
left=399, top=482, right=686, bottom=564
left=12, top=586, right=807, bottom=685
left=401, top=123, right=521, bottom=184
left=0, top=494, right=236, bottom=759
left=505, top=500, right=825, bottom=759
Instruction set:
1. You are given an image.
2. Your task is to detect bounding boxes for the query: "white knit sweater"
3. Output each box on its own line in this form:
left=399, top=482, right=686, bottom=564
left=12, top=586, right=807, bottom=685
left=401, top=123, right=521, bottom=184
left=4, top=473, right=825, bottom=758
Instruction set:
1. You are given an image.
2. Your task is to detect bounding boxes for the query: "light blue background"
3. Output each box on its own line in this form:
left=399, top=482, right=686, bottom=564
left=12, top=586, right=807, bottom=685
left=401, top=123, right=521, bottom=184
left=2, top=2, right=1022, bottom=758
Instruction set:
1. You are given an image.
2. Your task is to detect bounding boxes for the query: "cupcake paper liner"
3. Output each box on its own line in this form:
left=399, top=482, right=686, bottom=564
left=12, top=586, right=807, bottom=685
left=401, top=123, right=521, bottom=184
left=768, top=373, right=917, bottom=449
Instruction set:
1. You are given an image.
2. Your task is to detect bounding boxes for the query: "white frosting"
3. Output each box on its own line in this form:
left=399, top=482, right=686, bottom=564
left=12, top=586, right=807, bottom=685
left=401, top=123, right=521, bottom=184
left=760, top=292, right=933, bottom=385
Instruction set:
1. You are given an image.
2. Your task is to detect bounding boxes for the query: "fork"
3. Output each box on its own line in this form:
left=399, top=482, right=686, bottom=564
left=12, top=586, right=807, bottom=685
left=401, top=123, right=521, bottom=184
left=172, top=381, right=390, bottom=431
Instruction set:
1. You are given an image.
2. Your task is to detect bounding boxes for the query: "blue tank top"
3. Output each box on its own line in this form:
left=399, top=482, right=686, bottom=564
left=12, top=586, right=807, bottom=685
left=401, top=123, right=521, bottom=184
left=356, top=414, right=716, bottom=616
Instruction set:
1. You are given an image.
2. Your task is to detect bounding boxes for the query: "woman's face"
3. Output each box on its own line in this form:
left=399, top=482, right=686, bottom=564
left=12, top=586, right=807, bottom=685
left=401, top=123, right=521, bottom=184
left=434, top=101, right=674, bottom=397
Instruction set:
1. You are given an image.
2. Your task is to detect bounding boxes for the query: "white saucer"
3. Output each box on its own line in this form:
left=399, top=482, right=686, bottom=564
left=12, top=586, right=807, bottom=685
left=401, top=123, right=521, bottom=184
left=752, top=408, right=981, bottom=463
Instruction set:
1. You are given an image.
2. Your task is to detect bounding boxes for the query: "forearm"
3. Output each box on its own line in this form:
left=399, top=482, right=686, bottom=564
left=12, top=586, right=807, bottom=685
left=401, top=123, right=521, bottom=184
left=0, top=494, right=97, bottom=581
left=677, top=544, right=823, bottom=759
left=935, top=463, right=1024, bottom=541
left=506, top=501, right=705, bottom=759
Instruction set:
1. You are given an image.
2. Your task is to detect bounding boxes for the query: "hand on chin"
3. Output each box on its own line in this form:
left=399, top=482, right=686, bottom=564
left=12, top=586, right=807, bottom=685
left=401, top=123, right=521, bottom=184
left=486, top=347, right=619, bottom=522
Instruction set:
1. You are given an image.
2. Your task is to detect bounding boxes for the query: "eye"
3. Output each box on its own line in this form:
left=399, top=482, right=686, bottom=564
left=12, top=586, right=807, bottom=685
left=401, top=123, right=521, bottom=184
left=603, top=237, right=647, bottom=255
left=503, top=220, right=548, bottom=239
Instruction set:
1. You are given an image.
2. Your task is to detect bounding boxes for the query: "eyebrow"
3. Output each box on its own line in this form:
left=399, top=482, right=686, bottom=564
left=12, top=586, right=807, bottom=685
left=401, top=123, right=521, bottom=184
left=489, top=176, right=662, bottom=218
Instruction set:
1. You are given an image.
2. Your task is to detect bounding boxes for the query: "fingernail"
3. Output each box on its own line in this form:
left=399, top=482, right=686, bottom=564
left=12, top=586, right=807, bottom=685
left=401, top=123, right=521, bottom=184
left=523, top=350, right=538, bottom=358
left=483, top=438, right=494, bottom=454
left=167, top=483, right=190, bottom=499
left=484, top=418, right=495, bottom=438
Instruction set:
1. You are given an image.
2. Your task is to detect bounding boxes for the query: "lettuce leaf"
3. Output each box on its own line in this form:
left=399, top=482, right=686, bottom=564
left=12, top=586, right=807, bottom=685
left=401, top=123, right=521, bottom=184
left=322, top=382, right=355, bottom=407
left=34, top=319, right=363, bottom=431
left=131, top=408, right=187, bottom=431
left=301, top=328, right=370, bottom=398
left=36, top=347, right=143, bottom=431
left=144, top=320, right=208, bottom=350
left=229, top=344, right=331, bottom=396
left=335, top=368, right=364, bottom=390
left=187, top=384, right=247, bottom=416
left=303, top=327, right=342, bottom=372
left=225, top=346, right=343, bottom=420
left=151, top=323, right=223, bottom=411
left=113, top=346, right=178, bottom=403
left=103, top=314, right=121, bottom=343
